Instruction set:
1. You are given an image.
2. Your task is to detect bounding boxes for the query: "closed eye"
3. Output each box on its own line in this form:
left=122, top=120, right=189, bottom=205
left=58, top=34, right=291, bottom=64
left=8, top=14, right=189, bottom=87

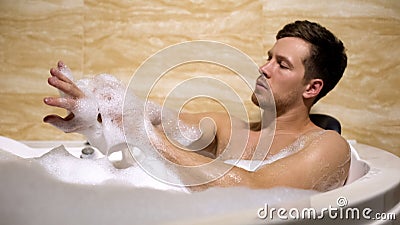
left=278, top=61, right=290, bottom=69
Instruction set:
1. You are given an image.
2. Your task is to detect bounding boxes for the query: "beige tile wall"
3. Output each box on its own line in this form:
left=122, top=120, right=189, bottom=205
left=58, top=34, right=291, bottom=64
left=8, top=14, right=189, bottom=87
left=0, top=0, right=399, bottom=156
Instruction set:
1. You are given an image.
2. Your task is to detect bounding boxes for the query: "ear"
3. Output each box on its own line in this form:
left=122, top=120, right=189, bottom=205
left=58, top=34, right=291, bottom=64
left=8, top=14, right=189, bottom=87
left=303, top=79, right=323, bottom=99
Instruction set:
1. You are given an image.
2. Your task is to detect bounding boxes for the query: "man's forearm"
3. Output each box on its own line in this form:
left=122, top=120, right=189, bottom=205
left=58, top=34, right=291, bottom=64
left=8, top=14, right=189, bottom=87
left=156, top=135, right=254, bottom=190
left=145, top=101, right=202, bottom=147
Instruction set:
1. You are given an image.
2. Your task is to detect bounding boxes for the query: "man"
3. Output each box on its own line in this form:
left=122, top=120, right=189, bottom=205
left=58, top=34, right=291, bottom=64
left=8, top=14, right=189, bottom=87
left=44, top=20, right=350, bottom=192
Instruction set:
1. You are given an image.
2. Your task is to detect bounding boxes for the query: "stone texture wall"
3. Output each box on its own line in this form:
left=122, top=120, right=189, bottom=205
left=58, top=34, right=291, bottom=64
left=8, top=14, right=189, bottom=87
left=0, top=0, right=399, bottom=156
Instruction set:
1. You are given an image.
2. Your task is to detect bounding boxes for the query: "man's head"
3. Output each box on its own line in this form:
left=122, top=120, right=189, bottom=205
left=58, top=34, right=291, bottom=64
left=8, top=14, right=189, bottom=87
left=277, top=20, right=347, bottom=103
left=252, top=20, right=347, bottom=113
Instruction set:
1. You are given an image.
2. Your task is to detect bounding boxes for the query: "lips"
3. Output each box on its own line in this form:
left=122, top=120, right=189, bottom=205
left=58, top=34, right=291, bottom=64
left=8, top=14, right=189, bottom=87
left=256, top=76, right=269, bottom=90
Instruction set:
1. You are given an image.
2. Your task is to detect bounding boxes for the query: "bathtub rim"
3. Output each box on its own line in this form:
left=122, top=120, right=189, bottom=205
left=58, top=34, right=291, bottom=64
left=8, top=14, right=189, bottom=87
left=8, top=137, right=400, bottom=212
left=0, top=136, right=399, bottom=224
left=307, top=142, right=400, bottom=225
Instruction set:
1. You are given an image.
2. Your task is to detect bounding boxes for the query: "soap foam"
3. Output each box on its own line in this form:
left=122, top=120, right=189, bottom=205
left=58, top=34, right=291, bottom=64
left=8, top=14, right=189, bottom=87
left=73, top=73, right=201, bottom=159
left=263, top=130, right=327, bottom=165
left=32, top=145, right=318, bottom=208
left=50, top=64, right=204, bottom=174
left=37, top=146, right=114, bottom=185
left=0, top=144, right=320, bottom=225
left=36, top=145, right=187, bottom=192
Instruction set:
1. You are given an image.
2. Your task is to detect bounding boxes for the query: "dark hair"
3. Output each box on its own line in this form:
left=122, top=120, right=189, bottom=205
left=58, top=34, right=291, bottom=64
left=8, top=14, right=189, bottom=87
left=276, top=20, right=347, bottom=103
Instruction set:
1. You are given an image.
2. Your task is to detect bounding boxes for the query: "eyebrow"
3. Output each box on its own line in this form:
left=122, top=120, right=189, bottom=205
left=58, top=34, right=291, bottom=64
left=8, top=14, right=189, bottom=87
left=267, top=50, right=295, bottom=69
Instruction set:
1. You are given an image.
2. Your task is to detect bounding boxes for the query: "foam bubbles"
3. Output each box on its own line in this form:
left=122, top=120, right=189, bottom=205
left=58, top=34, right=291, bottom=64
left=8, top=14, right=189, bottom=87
left=57, top=63, right=74, bottom=98
left=58, top=63, right=74, bottom=81
left=159, top=107, right=202, bottom=147
left=51, top=69, right=204, bottom=172
left=0, top=144, right=320, bottom=224
left=36, top=145, right=187, bottom=192
left=37, top=146, right=114, bottom=185
left=263, top=130, right=327, bottom=165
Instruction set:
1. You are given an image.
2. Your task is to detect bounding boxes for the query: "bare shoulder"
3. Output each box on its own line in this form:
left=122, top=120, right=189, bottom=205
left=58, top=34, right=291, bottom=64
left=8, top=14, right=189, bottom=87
left=252, top=130, right=351, bottom=191
left=310, top=130, right=350, bottom=158
left=303, top=130, right=351, bottom=190
left=296, top=130, right=350, bottom=171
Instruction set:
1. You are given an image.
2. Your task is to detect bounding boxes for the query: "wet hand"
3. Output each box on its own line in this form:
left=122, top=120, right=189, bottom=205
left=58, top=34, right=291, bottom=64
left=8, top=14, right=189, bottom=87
left=44, top=61, right=84, bottom=110
left=43, top=61, right=88, bottom=131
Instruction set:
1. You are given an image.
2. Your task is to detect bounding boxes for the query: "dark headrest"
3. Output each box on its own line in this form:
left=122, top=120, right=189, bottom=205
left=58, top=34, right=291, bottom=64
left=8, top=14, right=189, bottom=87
left=309, top=114, right=341, bottom=134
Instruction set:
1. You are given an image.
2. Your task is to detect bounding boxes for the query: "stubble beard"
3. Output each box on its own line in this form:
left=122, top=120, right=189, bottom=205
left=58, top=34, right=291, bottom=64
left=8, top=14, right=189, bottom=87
left=252, top=89, right=298, bottom=117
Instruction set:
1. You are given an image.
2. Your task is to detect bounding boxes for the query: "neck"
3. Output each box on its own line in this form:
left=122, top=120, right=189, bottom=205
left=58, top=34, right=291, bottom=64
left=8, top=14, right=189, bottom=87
left=265, top=104, right=315, bottom=135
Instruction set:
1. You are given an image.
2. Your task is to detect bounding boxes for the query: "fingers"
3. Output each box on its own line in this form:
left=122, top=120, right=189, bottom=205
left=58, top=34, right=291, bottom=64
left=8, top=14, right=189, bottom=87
left=50, top=66, right=70, bottom=83
left=43, top=113, right=77, bottom=133
left=44, top=61, right=85, bottom=130
left=43, top=96, right=77, bottom=111
left=43, top=114, right=64, bottom=126
left=43, top=113, right=73, bottom=123
left=57, top=60, right=65, bottom=69
left=49, top=68, right=84, bottom=99
left=57, top=60, right=74, bottom=81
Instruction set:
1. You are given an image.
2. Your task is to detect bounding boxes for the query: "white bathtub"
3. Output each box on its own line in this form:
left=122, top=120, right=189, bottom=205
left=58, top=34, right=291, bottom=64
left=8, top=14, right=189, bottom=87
left=0, top=136, right=398, bottom=225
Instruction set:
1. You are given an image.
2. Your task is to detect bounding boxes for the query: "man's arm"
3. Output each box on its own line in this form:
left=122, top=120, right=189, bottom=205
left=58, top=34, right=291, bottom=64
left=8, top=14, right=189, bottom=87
left=157, top=129, right=350, bottom=192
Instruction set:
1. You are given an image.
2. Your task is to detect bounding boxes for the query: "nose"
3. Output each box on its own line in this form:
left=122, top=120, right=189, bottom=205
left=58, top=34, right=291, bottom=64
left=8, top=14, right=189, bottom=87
left=259, top=62, right=272, bottom=79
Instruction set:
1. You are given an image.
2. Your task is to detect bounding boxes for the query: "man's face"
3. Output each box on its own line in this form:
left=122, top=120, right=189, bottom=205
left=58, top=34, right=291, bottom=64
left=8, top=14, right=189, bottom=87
left=252, top=37, right=310, bottom=115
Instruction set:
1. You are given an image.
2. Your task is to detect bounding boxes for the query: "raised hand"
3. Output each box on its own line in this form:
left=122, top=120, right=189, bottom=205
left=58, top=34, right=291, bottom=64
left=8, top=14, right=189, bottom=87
left=44, top=61, right=84, bottom=111
left=42, top=61, right=126, bottom=158
left=43, top=61, right=98, bottom=133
